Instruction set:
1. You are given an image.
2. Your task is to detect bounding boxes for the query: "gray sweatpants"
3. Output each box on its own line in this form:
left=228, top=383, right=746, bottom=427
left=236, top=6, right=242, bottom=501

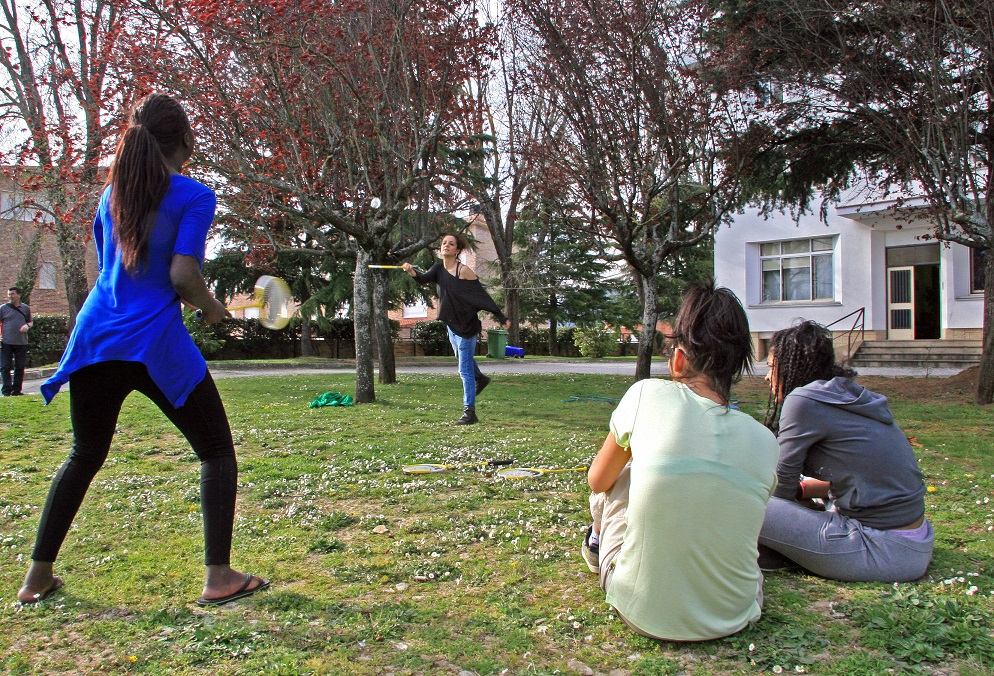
left=759, top=497, right=934, bottom=582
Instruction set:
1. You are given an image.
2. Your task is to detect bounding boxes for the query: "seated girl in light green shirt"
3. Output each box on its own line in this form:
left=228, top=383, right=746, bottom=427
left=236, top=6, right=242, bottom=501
left=584, top=281, right=779, bottom=641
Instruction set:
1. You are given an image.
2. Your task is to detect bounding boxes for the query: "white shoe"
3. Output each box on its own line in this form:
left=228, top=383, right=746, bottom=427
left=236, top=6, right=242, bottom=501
left=581, top=526, right=600, bottom=573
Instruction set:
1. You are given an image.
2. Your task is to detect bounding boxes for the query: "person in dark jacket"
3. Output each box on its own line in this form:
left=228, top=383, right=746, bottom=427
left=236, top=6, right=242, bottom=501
left=403, top=233, right=509, bottom=425
left=1, top=286, right=33, bottom=396
left=758, top=320, right=933, bottom=582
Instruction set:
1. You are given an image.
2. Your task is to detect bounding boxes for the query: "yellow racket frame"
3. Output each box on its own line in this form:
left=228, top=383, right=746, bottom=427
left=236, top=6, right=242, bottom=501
left=497, top=466, right=588, bottom=479
left=226, top=275, right=292, bottom=329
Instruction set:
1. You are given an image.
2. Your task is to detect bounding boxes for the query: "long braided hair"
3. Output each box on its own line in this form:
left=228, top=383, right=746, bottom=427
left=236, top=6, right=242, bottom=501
left=764, top=320, right=856, bottom=433
left=107, top=93, right=192, bottom=273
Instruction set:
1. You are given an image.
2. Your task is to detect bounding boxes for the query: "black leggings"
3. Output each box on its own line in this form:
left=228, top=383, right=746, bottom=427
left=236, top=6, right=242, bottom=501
left=32, top=361, right=238, bottom=565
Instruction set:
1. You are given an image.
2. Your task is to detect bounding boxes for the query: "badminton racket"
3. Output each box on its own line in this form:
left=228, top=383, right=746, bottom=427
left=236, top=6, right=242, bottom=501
left=402, top=459, right=513, bottom=474
left=497, top=466, right=588, bottom=479
left=368, top=265, right=405, bottom=269
left=197, top=275, right=293, bottom=330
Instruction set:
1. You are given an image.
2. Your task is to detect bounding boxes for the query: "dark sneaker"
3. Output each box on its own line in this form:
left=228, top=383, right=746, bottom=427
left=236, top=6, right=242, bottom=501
left=475, top=374, right=492, bottom=396
left=455, top=407, right=478, bottom=425
left=758, top=544, right=795, bottom=572
left=581, top=525, right=600, bottom=573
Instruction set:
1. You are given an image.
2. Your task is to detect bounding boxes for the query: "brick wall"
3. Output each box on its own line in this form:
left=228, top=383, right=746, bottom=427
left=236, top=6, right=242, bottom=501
left=1, top=215, right=98, bottom=315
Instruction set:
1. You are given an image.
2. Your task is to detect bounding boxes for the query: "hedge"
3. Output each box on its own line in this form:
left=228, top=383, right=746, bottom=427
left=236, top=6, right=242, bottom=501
left=23, top=314, right=69, bottom=367
left=519, top=326, right=580, bottom=357
left=411, top=320, right=451, bottom=356
left=188, top=316, right=398, bottom=360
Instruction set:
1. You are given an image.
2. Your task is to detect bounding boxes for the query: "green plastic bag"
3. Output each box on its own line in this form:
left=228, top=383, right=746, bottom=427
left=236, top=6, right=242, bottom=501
left=309, top=391, right=354, bottom=408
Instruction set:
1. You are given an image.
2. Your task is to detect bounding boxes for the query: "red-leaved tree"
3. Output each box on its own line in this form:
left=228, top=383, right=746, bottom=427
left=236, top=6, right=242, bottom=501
left=512, top=0, right=762, bottom=380
left=136, top=0, right=493, bottom=402
left=0, top=0, right=159, bottom=324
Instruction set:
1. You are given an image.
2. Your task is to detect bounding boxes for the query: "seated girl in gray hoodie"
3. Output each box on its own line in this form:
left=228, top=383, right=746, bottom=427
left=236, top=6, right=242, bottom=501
left=759, top=320, right=933, bottom=582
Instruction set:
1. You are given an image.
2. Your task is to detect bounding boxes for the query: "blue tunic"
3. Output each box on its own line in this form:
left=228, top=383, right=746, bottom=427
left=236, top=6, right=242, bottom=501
left=42, top=175, right=216, bottom=407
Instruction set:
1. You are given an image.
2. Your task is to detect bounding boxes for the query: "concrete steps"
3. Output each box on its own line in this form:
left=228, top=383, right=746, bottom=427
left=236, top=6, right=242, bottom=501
left=851, top=339, right=982, bottom=368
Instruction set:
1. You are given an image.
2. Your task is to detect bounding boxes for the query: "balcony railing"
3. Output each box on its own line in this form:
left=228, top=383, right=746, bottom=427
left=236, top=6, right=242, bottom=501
left=826, top=307, right=865, bottom=365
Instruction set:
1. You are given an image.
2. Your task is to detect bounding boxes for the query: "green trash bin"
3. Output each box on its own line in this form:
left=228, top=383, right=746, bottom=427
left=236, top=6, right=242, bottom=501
left=487, top=329, right=508, bottom=359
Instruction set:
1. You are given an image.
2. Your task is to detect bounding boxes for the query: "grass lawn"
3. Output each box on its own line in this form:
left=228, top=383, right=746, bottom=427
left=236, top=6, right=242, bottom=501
left=1, top=371, right=992, bottom=675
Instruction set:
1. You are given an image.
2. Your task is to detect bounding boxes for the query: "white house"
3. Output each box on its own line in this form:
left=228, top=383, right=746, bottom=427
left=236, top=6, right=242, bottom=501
left=715, top=195, right=985, bottom=361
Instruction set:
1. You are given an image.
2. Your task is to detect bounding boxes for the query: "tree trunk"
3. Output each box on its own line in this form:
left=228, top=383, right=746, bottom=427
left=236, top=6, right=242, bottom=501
left=15, top=227, right=43, bottom=305
left=57, top=224, right=90, bottom=330
left=976, top=243, right=994, bottom=404
left=480, top=201, right=520, bottom=345
left=372, top=268, right=397, bottom=384
left=353, top=250, right=376, bottom=403
left=548, top=292, right=558, bottom=356
left=499, top=253, right=518, bottom=346
left=635, top=276, right=659, bottom=381
left=301, top=317, right=315, bottom=357
left=505, top=286, right=520, bottom=347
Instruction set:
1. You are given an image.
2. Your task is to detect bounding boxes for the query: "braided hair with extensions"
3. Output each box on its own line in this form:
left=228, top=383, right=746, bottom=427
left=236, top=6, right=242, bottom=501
left=107, top=93, right=192, bottom=273
left=764, top=320, right=857, bottom=433
left=669, top=279, right=754, bottom=405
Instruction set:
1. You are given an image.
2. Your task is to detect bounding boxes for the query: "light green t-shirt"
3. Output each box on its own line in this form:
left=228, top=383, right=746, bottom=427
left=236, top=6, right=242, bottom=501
left=606, top=378, right=779, bottom=641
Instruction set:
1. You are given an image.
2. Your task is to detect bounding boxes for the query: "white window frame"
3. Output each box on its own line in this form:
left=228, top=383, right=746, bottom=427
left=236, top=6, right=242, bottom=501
left=402, top=299, right=428, bottom=318
left=759, top=236, right=836, bottom=303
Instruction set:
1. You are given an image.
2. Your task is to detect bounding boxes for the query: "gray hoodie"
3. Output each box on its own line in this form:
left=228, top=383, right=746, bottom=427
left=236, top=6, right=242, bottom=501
left=772, top=377, right=926, bottom=530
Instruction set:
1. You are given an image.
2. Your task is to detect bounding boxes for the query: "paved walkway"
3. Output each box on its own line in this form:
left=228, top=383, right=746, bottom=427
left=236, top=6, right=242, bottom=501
left=11, top=358, right=966, bottom=398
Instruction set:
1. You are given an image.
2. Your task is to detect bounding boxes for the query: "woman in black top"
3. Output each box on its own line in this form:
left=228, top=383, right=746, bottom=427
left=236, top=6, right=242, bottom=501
left=403, top=233, right=509, bottom=425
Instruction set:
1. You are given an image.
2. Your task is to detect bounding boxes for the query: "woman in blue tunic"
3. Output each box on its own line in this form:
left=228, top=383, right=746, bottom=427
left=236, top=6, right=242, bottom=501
left=17, top=94, right=268, bottom=606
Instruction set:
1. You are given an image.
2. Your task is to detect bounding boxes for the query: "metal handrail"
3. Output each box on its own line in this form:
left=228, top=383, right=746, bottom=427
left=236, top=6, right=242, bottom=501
left=825, top=307, right=865, bottom=365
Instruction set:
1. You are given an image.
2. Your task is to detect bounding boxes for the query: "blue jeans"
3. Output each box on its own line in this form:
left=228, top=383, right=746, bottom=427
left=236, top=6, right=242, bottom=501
left=447, top=328, right=483, bottom=407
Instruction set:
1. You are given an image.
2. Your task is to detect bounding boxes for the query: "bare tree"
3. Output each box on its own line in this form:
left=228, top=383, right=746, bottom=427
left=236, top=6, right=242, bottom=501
left=444, top=5, right=551, bottom=347
left=512, top=0, right=758, bottom=380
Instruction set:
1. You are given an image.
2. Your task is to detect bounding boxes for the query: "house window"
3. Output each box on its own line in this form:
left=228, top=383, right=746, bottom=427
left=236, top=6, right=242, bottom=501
left=972, top=248, right=987, bottom=294
left=402, top=300, right=428, bottom=318
left=0, top=191, right=24, bottom=220
left=760, top=237, right=835, bottom=302
left=38, top=262, right=57, bottom=290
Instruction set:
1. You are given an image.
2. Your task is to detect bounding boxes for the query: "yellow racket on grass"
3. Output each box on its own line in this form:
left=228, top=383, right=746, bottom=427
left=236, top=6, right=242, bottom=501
left=497, top=466, right=588, bottom=479
left=402, top=459, right=513, bottom=474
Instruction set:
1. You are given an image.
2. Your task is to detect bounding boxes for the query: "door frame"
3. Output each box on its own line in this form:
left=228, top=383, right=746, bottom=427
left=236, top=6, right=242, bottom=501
left=887, top=266, right=915, bottom=340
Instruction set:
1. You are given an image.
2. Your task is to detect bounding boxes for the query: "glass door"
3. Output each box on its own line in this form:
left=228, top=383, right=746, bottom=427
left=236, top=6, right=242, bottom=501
left=887, top=266, right=914, bottom=340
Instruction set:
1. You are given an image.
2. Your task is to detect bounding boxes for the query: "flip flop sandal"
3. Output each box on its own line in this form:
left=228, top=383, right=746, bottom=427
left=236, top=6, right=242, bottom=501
left=196, top=574, right=270, bottom=607
left=20, top=576, right=64, bottom=604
